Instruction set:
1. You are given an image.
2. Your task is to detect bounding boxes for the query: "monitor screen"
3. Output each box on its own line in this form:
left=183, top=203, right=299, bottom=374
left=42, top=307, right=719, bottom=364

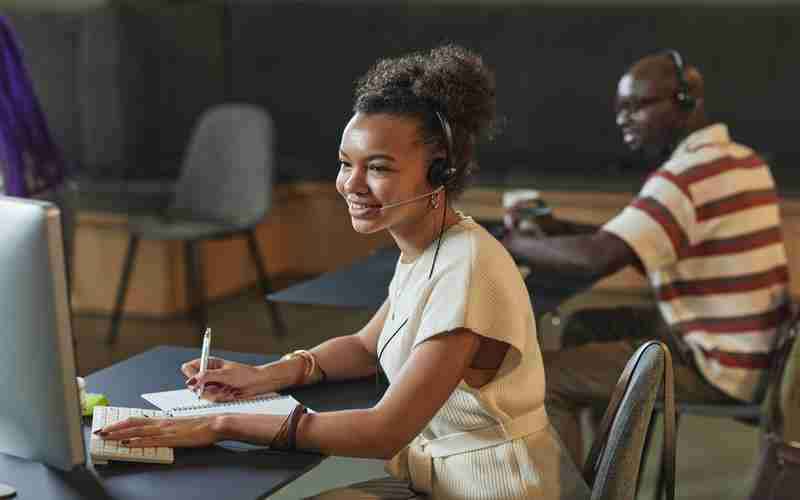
left=0, top=196, right=85, bottom=471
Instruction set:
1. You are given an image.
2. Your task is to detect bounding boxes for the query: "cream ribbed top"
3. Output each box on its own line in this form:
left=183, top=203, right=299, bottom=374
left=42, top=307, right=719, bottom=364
left=379, top=216, right=589, bottom=499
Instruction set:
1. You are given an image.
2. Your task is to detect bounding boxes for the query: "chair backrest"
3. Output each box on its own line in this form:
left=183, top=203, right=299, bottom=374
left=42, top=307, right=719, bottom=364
left=585, top=341, right=675, bottom=500
left=764, top=305, right=800, bottom=438
left=168, top=103, right=275, bottom=227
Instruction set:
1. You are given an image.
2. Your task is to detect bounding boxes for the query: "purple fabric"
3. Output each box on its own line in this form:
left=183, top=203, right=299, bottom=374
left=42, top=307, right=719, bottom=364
left=0, top=16, right=66, bottom=197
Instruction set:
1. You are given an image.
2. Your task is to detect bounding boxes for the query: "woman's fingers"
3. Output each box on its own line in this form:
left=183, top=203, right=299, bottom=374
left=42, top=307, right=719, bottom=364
left=96, top=416, right=153, bottom=433
left=122, top=433, right=212, bottom=449
left=207, top=357, right=225, bottom=369
left=181, top=357, right=226, bottom=378
left=101, top=423, right=166, bottom=441
left=119, top=436, right=175, bottom=448
left=181, top=359, right=201, bottom=378
left=188, top=366, right=232, bottom=387
left=107, top=418, right=218, bottom=448
left=201, top=386, right=238, bottom=402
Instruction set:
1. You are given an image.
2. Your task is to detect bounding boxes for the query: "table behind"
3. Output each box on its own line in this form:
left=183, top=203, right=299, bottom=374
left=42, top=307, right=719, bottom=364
left=269, top=245, right=593, bottom=317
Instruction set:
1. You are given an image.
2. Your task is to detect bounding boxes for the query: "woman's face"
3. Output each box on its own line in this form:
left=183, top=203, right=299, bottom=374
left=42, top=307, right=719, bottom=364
left=337, top=112, right=437, bottom=234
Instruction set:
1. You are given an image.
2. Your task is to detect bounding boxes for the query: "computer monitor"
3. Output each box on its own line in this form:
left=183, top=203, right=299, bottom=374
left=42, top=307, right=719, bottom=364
left=0, top=196, right=85, bottom=473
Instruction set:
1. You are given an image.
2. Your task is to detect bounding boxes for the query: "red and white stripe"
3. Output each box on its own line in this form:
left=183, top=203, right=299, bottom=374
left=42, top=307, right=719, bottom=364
left=604, top=126, right=790, bottom=401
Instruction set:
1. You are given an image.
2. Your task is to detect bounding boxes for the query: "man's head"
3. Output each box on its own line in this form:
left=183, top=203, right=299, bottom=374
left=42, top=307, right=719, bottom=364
left=615, top=51, right=706, bottom=162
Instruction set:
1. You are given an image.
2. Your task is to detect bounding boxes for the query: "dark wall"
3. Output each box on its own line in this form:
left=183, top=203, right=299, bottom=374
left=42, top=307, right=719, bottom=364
left=5, top=3, right=224, bottom=179
left=6, top=10, right=85, bottom=170
left=5, top=2, right=800, bottom=187
left=229, top=3, right=799, bottom=184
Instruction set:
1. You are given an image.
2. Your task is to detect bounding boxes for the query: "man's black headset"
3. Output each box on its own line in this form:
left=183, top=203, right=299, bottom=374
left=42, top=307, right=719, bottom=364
left=664, top=49, right=695, bottom=111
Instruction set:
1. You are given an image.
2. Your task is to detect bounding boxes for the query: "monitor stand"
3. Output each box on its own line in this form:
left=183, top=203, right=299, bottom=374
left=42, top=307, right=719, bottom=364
left=0, top=482, right=16, bottom=498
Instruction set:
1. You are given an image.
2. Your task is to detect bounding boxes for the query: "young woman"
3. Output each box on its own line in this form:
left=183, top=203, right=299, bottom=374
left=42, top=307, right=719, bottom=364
left=97, top=44, right=590, bottom=500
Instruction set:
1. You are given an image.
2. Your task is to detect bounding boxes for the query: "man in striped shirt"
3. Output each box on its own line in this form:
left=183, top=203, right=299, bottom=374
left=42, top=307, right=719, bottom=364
left=502, top=51, right=790, bottom=462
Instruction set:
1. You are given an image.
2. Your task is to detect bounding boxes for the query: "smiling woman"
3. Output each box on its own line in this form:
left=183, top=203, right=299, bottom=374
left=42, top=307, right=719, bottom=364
left=96, top=44, right=590, bottom=500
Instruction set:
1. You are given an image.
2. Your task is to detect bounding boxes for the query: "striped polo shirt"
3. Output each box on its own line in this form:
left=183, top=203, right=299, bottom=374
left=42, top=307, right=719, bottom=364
left=604, top=123, right=790, bottom=401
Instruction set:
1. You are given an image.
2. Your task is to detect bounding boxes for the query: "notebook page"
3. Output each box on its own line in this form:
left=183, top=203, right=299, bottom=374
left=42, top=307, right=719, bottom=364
left=172, top=394, right=300, bottom=417
left=142, top=388, right=283, bottom=412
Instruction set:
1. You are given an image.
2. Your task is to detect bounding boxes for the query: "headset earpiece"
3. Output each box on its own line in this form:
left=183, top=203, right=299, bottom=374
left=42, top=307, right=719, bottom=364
left=427, top=158, right=456, bottom=188
left=665, top=49, right=696, bottom=111
left=429, top=111, right=457, bottom=188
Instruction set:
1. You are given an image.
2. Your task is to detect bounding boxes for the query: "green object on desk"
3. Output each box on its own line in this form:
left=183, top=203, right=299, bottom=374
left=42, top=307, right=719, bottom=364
left=82, top=393, right=109, bottom=417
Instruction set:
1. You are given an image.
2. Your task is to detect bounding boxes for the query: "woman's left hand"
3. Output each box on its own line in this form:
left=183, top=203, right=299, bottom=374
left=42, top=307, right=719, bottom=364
left=95, top=415, right=226, bottom=448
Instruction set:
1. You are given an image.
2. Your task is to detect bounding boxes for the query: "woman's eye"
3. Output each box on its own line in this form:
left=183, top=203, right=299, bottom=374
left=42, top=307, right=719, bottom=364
left=368, top=165, right=389, bottom=173
left=339, top=161, right=351, bottom=170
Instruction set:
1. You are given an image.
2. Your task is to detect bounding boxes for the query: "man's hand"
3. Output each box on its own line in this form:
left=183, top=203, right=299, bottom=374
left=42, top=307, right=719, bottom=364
left=504, top=201, right=568, bottom=237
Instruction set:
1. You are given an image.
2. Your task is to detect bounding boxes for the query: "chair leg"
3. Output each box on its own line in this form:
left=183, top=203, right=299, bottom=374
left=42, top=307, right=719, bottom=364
left=184, top=240, right=207, bottom=332
left=652, top=411, right=682, bottom=500
left=107, top=236, right=140, bottom=344
left=245, top=229, right=286, bottom=337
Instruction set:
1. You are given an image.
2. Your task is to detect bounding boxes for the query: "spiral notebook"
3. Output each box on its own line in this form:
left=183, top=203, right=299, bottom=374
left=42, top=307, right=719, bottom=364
left=141, top=389, right=302, bottom=417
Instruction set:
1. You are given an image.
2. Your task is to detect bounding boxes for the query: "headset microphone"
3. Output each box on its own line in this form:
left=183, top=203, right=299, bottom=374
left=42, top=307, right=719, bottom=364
left=379, top=185, right=444, bottom=210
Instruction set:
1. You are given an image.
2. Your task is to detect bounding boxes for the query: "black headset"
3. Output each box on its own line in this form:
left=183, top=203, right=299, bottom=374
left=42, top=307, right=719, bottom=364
left=428, top=111, right=458, bottom=187
left=665, top=49, right=695, bottom=111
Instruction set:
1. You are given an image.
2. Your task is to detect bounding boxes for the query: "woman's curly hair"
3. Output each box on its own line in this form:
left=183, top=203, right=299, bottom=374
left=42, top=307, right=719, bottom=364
left=353, top=44, right=496, bottom=198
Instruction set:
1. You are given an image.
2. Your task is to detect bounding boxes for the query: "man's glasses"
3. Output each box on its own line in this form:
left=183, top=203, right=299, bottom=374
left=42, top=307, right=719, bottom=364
left=615, top=95, right=674, bottom=118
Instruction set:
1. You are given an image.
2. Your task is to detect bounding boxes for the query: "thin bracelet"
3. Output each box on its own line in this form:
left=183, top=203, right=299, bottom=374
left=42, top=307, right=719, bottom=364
left=286, top=404, right=307, bottom=451
left=268, top=413, right=292, bottom=449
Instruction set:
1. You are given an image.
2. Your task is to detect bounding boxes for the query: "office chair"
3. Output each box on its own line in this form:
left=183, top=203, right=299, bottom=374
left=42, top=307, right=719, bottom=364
left=107, top=103, right=286, bottom=344
left=584, top=341, right=676, bottom=500
left=645, top=305, right=799, bottom=500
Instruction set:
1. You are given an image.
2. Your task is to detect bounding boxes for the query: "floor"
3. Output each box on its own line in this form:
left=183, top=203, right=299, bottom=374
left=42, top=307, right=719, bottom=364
left=72, top=285, right=763, bottom=499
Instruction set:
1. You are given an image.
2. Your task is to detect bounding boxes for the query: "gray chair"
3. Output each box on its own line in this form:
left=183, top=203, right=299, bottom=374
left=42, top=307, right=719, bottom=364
left=584, top=341, right=676, bottom=500
left=107, top=103, right=286, bottom=343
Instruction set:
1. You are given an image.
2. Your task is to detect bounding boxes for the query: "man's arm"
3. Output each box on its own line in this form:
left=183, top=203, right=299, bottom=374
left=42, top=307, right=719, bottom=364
left=503, top=229, right=640, bottom=282
left=544, top=216, right=600, bottom=236
left=506, top=206, right=598, bottom=236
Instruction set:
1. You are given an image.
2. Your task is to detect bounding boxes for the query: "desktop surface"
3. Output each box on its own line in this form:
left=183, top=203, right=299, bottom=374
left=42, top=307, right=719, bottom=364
left=0, top=346, right=381, bottom=500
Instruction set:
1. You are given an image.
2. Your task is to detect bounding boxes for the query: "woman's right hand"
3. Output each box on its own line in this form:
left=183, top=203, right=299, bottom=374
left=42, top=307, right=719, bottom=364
left=181, top=357, right=279, bottom=402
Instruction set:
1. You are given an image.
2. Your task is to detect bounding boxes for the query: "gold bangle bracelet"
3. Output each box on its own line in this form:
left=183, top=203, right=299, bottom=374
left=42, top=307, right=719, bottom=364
left=281, top=350, right=317, bottom=385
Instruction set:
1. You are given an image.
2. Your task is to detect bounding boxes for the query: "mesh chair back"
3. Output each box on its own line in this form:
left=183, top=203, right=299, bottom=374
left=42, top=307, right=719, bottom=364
left=588, top=342, right=672, bottom=500
left=168, top=103, right=274, bottom=227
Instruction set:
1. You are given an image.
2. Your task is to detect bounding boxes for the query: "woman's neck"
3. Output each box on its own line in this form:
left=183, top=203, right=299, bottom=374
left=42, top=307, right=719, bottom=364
left=390, top=206, right=461, bottom=263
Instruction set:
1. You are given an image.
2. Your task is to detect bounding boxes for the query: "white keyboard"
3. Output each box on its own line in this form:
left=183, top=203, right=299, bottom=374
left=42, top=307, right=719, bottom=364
left=90, top=406, right=174, bottom=465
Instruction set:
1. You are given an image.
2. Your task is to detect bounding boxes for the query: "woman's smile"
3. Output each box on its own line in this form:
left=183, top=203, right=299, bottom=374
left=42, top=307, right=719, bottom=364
left=346, top=198, right=382, bottom=218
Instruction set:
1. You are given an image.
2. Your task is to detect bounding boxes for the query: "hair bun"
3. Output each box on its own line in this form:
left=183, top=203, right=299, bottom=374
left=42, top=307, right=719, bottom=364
left=353, top=44, right=497, bottom=197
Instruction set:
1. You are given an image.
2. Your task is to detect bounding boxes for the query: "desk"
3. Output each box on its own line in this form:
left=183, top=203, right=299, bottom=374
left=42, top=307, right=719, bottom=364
left=0, top=346, right=379, bottom=500
left=268, top=246, right=397, bottom=309
left=269, top=245, right=593, bottom=317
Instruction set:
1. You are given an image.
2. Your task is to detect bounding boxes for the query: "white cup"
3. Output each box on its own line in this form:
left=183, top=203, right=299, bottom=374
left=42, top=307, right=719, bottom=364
left=502, top=189, right=551, bottom=236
